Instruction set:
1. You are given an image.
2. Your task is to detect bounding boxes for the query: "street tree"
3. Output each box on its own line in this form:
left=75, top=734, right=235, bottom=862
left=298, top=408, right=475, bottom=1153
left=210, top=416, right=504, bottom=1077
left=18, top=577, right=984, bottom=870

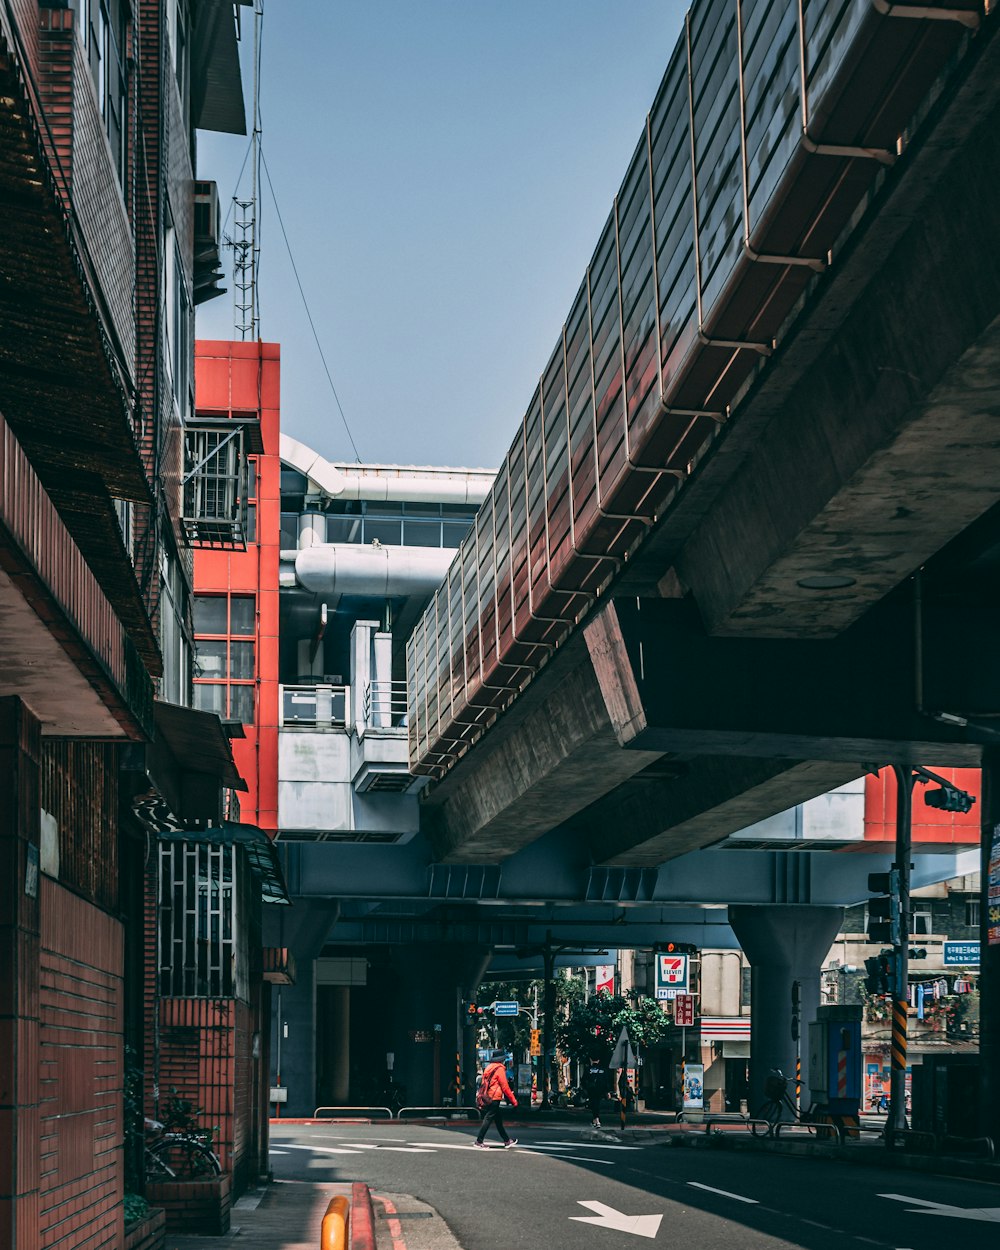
left=477, top=974, right=586, bottom=1053
left=556, top=989, right=669, bottom=1065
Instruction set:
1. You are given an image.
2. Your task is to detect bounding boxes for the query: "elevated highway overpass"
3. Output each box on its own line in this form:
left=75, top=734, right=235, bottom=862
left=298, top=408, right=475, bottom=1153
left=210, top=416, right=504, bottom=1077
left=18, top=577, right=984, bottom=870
left=410, top=5, right=1000, bottom=866
left=268, top=1, right=1000, bottom=1125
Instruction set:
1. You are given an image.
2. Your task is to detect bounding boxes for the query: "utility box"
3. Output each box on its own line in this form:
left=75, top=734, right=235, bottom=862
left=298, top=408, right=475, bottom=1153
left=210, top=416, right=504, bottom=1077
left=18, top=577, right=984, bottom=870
left=911, top=1054, right=979, bottom=1138
left=808, top=1004, right=861, bottom=1113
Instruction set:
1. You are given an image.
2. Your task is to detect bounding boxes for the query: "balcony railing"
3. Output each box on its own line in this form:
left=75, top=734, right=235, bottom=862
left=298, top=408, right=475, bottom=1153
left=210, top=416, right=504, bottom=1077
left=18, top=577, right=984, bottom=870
left=364, top=680, right=408, bottom=730
left=280, top=684, right=348, bottom=730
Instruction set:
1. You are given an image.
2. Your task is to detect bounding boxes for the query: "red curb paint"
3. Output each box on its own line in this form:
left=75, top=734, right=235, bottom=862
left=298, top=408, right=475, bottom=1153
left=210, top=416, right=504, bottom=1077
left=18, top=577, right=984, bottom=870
left=350, top=1182, right=377, bottom=1250
left=373, top=1195, right=407, bottom=1250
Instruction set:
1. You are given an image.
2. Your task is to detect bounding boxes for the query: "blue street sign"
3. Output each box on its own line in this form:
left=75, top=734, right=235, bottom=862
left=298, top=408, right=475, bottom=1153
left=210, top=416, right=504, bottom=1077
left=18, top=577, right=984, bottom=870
left=493, top=1000, right=519, bottom=1016
left=943, top=941, right=980, bottom=966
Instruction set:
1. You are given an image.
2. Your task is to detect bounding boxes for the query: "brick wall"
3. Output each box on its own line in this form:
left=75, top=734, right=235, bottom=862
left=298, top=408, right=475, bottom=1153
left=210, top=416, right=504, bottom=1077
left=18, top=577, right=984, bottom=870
left=124, top=1206, right=165, bottom=1250
left=0, top=699, right=43, bottom=1250
left=37, top=7, right=74, bottom=201
left=38, top=876, right=124, bottom=1250
left=133, top=0, right=167, bottom=643
left=146, top=1173, right=230, bottom=1236
left=143, top=849, right=267, bottom=1204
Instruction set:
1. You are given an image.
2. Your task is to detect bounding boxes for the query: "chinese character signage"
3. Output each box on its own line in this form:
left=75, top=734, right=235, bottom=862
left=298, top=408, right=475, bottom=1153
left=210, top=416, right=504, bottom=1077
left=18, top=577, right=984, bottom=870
left=943, top=941, right=980, bottom=966
left=990, top=822, right=1000, bottom=946
left=656, top=953, right=689, bottom=998
left=675, top=994, right=695, bottom=1027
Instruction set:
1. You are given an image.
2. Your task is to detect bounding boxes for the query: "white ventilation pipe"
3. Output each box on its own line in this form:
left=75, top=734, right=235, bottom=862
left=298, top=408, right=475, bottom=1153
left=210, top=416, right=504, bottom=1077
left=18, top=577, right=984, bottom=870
left=281, top=433, right=494, bottom=506
left=294, top=543, right=457, bottom=598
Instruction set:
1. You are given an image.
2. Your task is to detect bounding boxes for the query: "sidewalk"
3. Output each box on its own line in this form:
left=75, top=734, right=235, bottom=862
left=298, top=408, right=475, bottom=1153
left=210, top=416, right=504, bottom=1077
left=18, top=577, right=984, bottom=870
left=163, top=1181, right=351, bottom=1250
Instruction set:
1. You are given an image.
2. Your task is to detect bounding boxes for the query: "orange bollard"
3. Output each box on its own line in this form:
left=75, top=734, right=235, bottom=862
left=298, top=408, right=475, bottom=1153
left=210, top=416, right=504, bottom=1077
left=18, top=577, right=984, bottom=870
left=321, top=1195, right=350, bottom=1250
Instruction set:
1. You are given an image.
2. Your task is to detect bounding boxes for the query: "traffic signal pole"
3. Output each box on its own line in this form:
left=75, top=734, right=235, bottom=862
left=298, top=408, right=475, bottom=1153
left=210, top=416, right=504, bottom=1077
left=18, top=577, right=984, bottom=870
left=541, top=941, right=555, bottom=1111
left=889, top=765, right=912, bottom=1140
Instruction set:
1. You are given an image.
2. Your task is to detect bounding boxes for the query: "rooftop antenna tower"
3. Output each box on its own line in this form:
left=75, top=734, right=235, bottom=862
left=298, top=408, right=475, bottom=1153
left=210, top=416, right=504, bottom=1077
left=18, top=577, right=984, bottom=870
left=232, top=1, right=263, bottom=339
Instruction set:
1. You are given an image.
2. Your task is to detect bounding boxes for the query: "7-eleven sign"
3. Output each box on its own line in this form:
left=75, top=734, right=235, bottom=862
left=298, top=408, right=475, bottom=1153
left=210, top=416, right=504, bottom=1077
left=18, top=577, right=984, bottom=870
left=656, top=954, right=689, bottom=999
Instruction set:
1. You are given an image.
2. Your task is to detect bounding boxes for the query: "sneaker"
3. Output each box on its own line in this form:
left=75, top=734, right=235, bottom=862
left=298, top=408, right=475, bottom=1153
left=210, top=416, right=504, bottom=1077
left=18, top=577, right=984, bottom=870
left=592, top=1118, right=601, bottom=1128
left=504, top=1138, right=518, bottom=1149
left=473, top=1141, right=488, bottom=1149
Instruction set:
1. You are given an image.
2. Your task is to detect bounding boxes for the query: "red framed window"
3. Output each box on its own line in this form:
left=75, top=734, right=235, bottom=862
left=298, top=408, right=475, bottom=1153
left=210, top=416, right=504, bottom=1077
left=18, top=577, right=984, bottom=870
left=192, top=593, right=256, bottom=723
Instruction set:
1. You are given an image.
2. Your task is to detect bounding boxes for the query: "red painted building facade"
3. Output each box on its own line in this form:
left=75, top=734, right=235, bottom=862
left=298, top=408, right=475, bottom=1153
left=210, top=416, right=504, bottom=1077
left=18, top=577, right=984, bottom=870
left=863, top=767, right=980, bottom=852
left=192, top=341, right=282, bottom=835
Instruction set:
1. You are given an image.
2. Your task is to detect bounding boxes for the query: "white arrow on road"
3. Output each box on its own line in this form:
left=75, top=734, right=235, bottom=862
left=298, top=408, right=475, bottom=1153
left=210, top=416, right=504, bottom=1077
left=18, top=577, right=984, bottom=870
left=879, top=1194, right=1000, bottom=1223
left=570, top=1200, right=662, bottom=1239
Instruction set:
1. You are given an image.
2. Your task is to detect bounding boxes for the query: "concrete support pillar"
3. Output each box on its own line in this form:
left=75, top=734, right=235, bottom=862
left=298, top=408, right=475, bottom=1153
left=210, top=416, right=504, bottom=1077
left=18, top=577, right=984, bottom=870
left=728, top=904, right=844, bottom=1114
left=263, top=900, right=337, bottom=1118
left=387, top=945, right=491, bottom=1108
left=0, top=699, right=42, bottom=1250
left=331, top=986, right=351, bottom=1105
left=980, top=749, right=1000, bottom=1144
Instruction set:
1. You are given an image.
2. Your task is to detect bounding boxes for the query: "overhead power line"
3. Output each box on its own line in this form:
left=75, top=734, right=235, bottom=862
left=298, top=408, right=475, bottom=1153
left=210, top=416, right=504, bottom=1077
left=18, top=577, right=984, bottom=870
left=259, top=145, right=362, bottom=462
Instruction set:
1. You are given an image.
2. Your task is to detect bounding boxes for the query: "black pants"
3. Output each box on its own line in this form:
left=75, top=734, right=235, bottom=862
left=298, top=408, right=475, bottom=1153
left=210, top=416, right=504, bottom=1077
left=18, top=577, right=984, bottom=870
left=476, top=1100, right=510, bottom=1144
left=587, top=1093, right=604, bottom=1120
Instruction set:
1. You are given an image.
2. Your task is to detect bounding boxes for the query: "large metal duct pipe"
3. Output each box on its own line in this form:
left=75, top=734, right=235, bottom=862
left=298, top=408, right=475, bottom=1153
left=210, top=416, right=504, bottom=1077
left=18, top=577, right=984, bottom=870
left=294, top=543, right=457, bottom=598
left=281, top=433, right=493, bottom=506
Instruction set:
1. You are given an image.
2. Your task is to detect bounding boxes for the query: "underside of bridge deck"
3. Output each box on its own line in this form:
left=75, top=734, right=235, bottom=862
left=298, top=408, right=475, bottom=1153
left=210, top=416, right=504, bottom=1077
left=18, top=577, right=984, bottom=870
left=421, top=28, right=1000, bottom=866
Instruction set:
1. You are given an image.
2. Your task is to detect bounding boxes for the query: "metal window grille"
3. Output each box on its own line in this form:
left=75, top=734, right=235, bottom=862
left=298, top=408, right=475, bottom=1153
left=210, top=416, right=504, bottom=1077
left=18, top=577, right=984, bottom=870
left=182, top=422, right=251, bottom=548
left=158, top=841, right=238, bottom=997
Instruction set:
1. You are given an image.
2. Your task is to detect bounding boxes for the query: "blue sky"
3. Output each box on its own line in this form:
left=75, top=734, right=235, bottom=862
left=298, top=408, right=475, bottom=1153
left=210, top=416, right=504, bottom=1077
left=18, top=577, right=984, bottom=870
left=196, top=1, right=688, bottom=470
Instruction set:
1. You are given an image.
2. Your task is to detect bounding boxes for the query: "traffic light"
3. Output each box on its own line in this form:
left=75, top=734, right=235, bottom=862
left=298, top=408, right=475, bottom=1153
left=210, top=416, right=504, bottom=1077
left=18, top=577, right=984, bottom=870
left=464, top=1002, right=485, bottom=1025
left=924, top=785, right=975, bottom=813
left=863, top=952, right=892, bottom=995
left=909, top=947, right=927, bottom=960
left=867, top=869, right=901, bottom=945
left=660, top=941, right=696, bottom=954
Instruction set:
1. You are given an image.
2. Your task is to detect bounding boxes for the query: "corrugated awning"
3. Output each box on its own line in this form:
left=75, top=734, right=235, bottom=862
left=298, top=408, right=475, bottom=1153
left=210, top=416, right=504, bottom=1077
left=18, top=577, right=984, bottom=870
left=159, top=822, right=290, bottom=906
left=192, top=0, right=249, bottom=135
left=153, top=700, right=248, bottom=792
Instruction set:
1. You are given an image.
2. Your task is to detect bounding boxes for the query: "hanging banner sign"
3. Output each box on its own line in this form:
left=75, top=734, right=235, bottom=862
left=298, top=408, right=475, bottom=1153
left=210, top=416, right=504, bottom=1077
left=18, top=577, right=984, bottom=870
left=595, top=964, right=615, bottom=994
left=655, top=953, right=689, bottom=999
left=989, top=822, right=1000, bottom=946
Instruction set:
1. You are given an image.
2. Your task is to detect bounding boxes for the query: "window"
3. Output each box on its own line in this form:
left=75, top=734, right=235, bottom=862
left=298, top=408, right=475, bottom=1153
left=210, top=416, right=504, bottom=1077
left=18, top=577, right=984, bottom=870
left=244, top=456, right=258, bottom=545
left=280, top=513, right=299, bottom=549
left=193, top=594, right=256, bottom=723
left=170, top=239, right=192, bottom=419
left=72, top=0, right=128, bottom=183
left=911, top=904, right=934, bottom=936
left=364, top=517, right=402, bottom=546
left=966, top=899, right=980, bottom=929
left=403, top=519, right=442, bottom=547
left=158, top=841, right=242, bottom=998
left=159, top=547, right=191, bottom=705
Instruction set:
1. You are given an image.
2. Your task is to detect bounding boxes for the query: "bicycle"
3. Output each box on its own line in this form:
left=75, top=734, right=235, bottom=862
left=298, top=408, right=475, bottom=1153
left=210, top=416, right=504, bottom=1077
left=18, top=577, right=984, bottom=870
left=750, top=1069, right=809, bottom=1137
left=144, top=1117, right=221, bottom=1180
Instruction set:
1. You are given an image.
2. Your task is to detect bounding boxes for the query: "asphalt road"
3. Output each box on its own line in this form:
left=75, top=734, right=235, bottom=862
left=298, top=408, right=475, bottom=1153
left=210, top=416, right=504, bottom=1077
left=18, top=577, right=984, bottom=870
left=269, top=1121, right=1000, bottom=1250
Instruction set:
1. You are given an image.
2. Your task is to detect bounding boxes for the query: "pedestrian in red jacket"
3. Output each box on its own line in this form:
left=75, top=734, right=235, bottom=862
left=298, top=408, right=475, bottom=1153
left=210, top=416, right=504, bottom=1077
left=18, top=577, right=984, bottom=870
left=474, top=1051, right=518, bottom=1148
